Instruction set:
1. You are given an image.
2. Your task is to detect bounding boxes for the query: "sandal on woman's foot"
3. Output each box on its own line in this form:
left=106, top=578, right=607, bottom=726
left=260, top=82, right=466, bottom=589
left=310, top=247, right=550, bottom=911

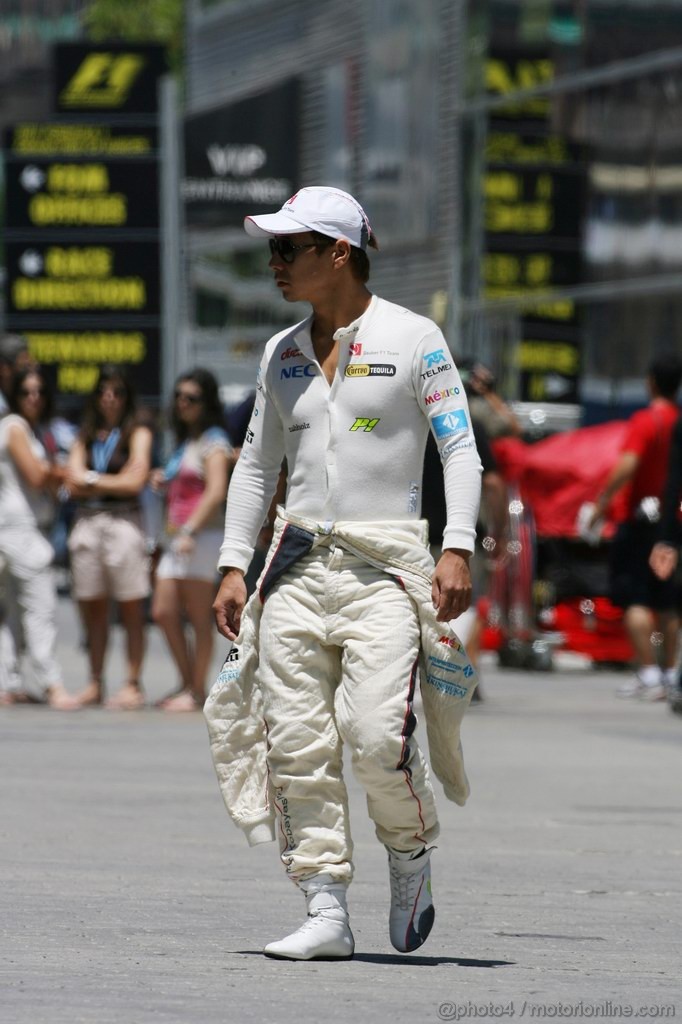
left=162, top=690, right=202, bottom=713
left=154, top=687, right=187, bottom=709
left=47, top=686, right=82, bottom=711
left=0, top=690, right=46, bottom=706
left=105, top=685, right=146, bottom=710
left=74, top=683, right=103, bottom=707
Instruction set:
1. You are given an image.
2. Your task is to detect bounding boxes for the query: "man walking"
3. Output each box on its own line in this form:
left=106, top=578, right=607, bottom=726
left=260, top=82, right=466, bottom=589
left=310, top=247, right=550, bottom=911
left=589, top=353, right=682, bottom=700
left=208, top=186, right=482, bottom=960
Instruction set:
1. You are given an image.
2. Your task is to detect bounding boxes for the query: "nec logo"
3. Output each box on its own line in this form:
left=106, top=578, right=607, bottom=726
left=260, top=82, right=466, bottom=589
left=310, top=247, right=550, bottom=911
left=281, top=365, right=315, bottom=379
left=59, top=53, right=146, bottom=109
left=281, top=347, right=303, bottom=361
left=349, top=342, right=362, bottom=356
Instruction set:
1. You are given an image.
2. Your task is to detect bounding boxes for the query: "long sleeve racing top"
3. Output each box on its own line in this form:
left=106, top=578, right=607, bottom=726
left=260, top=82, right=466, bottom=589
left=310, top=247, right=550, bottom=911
left=219, top=294, right=482, bottom=573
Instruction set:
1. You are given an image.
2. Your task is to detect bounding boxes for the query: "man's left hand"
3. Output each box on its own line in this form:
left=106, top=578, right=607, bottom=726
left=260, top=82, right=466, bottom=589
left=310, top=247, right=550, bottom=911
left=432, top=549, right=473, bottom=621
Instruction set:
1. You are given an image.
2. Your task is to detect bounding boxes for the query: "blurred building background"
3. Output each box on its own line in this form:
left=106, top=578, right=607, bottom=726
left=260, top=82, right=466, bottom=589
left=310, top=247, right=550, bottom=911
left=2, top=0, right=682, bottom=425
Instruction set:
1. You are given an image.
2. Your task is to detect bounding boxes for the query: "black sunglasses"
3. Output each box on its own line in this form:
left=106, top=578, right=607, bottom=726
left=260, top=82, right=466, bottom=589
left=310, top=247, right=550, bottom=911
left=175, top=389, right=203, bottom=404
left=268, top=237, right=331, bottom=264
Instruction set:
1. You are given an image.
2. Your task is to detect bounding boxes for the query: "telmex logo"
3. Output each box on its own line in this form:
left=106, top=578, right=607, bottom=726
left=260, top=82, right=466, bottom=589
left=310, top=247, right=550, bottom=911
left=60, top=53, right=146, bottom=109
left=345, top=363, right=396, bottom=377
left=423, top=348, right=447, bottom=369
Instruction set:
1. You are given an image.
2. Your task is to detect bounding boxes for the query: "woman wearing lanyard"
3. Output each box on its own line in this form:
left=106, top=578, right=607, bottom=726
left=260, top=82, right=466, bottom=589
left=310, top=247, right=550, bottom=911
left=151, top=369, right=233, bottom=711
left=66, top=365, right=153, bottom=709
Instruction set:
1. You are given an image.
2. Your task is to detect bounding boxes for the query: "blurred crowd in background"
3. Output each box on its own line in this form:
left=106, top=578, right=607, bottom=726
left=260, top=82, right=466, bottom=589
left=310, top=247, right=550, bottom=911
left=2, top=329, right=682, bottom=717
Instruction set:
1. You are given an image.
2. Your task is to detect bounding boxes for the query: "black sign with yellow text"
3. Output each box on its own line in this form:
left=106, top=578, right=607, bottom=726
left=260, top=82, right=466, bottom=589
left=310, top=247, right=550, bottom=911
left=52, top=43, right=167, bottom=114
left=4, top=156, right=159, bottom=232
left=20, top=326, right=160, bottom=402
left=484, top=51, right=585, bottom=403
left=4, top=116, right=162, bottom=400
left=5, top=241, right=160, bottom=317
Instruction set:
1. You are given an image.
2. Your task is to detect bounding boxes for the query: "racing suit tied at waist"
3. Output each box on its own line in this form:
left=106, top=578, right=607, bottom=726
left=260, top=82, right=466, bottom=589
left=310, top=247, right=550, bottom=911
left=204, top=508, right=478, bottom=847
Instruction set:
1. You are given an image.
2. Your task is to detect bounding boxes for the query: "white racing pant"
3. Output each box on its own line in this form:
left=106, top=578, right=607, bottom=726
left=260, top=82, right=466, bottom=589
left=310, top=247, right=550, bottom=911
left=258, top=539, right=440, bottom=884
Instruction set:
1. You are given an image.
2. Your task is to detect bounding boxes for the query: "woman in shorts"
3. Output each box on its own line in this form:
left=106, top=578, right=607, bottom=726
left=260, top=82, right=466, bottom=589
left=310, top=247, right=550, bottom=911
left=151, top=369, right=233, bottom=711
left=66, top=365, right=153, bottom=708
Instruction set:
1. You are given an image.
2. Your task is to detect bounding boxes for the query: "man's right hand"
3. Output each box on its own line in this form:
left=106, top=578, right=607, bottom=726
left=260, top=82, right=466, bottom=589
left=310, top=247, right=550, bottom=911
left=649, top=542, right=679, bottom=582
left=213, top=569, right=247, bottom=641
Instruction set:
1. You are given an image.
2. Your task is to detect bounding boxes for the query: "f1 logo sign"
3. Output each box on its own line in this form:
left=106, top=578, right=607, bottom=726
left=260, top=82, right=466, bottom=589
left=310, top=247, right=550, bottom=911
left=59, top=53, right=146, bottom=109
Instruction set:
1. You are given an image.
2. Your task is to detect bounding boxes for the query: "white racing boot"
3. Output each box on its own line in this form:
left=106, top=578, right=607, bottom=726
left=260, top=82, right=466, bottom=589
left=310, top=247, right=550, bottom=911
left=264, top=874, right=355, bottom=961
left=387, top=846, right=435, bottom=953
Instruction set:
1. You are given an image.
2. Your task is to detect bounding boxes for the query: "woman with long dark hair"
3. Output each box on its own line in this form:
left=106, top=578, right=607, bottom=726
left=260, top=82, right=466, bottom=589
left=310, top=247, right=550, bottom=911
left=66, top=364, right=153, bottom=708
left=151, top=368, right=233, bottom=711
left=0, top=367, right=78, bottom=708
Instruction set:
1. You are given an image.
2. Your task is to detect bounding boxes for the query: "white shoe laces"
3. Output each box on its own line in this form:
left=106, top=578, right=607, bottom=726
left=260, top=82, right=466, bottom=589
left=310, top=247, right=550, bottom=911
left=389, top=861, right=421, bottom=911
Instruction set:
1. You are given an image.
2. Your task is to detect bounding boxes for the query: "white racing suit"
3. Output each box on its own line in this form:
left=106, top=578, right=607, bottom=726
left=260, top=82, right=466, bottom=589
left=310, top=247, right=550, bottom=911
left=204, top=510, right=477, bottom=884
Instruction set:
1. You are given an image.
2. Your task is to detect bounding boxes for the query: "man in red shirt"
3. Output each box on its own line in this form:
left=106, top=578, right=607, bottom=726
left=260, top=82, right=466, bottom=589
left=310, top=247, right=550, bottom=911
left=590, top=354, right=682, bottom=700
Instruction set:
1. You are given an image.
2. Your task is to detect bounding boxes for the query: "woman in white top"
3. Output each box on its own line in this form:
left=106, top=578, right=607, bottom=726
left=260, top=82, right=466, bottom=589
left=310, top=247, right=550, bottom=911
left=0, top=368, right=79, bottom=709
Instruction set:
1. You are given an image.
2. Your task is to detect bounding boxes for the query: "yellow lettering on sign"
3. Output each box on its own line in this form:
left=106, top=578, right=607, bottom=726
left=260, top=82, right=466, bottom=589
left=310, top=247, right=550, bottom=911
left=58, top=364, right=103, bottom=393
left=527, top=374, right=547, bottom=400
left=12, top=124, right=152, bottom=156
left=13, top=277, right=147, bottom=311
left=485, top=201, right=553, bottom=233
left=45, top=247, right=113, bottom=278
left=525, top=254, right=553, bottom=287
left=485, top=57, right=554, bottom=117
left=517, top=342, right=580, bottom=374
left=530, top=300, right=575, bottom=321
left=26, top=332, right=147, bottom=364
left=485, top=132, right=568, bottom=166
left=28, top=194, right=128, bottom=226
left=483, top=253, right=521, bottom=287
left=47, top=164, right=110, bottom=193
left=59, top=53, right=146, bottom=109
left=483, top=172, right=522, bottom=201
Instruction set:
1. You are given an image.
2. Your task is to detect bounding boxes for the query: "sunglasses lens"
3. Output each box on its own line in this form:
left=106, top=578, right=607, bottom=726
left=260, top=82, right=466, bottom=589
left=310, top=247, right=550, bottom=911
left=269, top=238, right=296, bottom=263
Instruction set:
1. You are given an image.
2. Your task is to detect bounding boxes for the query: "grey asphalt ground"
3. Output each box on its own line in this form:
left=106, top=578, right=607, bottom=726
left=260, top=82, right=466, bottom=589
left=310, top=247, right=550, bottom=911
left=1, top=595, right=681, bottom=1024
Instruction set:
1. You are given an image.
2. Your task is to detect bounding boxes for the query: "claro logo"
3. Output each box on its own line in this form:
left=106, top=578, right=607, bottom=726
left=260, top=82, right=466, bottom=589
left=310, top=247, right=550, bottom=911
left=59, top=53, right=146, bottom=109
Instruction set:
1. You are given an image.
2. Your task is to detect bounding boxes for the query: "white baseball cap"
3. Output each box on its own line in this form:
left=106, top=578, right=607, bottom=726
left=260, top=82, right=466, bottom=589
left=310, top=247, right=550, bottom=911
left=244, top=186, right=376, bottom=250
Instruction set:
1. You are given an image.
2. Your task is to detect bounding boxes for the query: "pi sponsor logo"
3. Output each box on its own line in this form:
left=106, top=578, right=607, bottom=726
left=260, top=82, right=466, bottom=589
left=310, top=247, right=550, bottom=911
left=349, top=342, right=362, bottom=356
left=423, top=348, right=448, bottom=369
left=349, top=417, right=380, bottom=432
left=432, top=409, right=468, bottom=439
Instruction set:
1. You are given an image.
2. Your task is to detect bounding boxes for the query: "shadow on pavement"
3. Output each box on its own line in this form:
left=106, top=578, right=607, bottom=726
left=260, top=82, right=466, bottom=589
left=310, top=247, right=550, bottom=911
left=235, top=951, right=515, bottom=968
